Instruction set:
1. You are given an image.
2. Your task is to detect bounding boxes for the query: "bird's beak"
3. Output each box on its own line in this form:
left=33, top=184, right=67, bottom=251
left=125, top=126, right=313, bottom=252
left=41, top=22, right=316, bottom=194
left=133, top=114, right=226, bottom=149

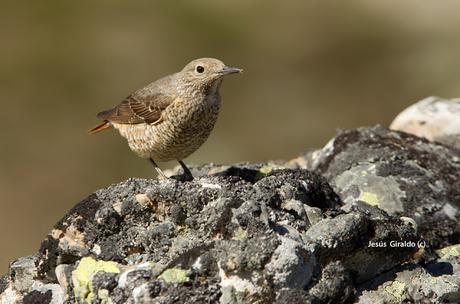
left=219, top=66, right=243, bottom=75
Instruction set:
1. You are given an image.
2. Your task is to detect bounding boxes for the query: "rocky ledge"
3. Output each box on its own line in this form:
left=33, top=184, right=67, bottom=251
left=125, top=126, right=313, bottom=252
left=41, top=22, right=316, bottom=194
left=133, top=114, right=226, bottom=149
left=2, top=124, right=460, bottom=304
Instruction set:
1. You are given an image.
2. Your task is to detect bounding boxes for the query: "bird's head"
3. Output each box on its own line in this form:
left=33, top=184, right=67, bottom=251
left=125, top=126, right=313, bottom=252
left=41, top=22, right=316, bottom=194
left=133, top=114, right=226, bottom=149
left=180, top=58, right=242, bottom=90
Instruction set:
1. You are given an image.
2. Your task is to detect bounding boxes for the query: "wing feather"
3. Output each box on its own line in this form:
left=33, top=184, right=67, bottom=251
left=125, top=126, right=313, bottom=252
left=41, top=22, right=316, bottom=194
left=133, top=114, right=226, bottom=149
left=97, top=93, right=174, bottom=124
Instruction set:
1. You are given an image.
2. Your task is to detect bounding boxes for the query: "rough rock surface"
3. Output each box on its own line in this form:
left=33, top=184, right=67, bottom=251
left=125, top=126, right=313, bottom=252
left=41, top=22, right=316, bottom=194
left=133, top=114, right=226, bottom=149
left=306, top=125, right=460, bottom=250
left=2, top=126, right=460, bottom=303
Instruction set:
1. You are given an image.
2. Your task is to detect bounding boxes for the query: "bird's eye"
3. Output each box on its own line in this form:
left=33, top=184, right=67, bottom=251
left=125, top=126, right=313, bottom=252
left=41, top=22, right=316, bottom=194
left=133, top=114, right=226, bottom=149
left=196, top=65, right=205, bottom=73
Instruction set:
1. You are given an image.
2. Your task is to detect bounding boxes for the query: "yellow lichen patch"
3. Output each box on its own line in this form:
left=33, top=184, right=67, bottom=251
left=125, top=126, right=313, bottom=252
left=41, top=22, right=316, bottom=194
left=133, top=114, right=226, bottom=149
left=232, top=227, right=248, bottom=241
left=255, top=165, right=274, bottom=179
left=176, top=224, right=188, bottom=234
left=97, top=289, right=113, bottom=304
left=436, top=244, right=460, bottom=259
left=259, top=166, right=273, bottom=175
left=383, top=280, right=407, bottom=302
left=159, top=268, right=191, bottom=283
left=360, top=192, right=379, bottom=207
left=72, top=257, right=120, bottom=303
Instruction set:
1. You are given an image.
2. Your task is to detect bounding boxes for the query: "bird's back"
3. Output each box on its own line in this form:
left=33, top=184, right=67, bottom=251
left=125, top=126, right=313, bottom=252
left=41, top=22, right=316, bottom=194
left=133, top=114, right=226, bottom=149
left=133, top=73, right=179, bottom=99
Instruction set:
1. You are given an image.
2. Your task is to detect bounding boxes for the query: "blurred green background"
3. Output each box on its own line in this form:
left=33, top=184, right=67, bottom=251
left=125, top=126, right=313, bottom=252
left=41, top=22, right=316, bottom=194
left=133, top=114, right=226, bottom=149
left=1, top=0, right=460, bottom=273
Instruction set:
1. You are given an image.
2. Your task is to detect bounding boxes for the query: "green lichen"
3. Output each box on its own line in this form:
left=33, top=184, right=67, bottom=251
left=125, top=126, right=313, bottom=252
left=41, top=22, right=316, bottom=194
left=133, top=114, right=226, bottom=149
left=383, top=280, right=407, bottom=302
left=437, top=244, right=460, bottom=259
left=97, top=289, right=113, bottom=304
left=159, top=268, right=191, bottom=283
left=360, top=192, right=379, bottom=207
left=259, top=166, right=273, bottom=175
left=232, top=227, right=248, bottom=241
left=72, top=257, right=120, bottom=303
left=255, top=165, right=274, bottom=180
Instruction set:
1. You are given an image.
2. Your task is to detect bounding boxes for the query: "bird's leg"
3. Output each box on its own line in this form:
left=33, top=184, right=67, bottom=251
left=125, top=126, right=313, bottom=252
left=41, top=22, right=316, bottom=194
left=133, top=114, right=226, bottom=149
left=149, top=158, right=168, bottom=179
left=178, top=160, right=194, bottom=181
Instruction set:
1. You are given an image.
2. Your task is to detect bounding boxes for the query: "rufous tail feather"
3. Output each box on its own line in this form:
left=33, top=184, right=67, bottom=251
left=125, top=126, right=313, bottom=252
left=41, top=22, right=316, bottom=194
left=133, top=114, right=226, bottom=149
left=88, top=121, right=111, bottom=134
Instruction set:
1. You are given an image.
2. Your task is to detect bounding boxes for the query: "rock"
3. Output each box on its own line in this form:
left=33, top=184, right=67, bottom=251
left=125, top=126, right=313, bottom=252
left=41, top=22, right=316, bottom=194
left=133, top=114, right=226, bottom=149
left=390, top=96, right=460, bottom=150
left=1, top=256, right=65, bottom=304
left=309, top=261, right=354, bottom=303
left=265, top=236, right=314, bottom=289
left=27, top=168, right=350, bottom=303
left=0, top=286, right=21, bottom=304
left=28, top=282, right=65, bottom=304
left=3, top=125, right=460, bottom=303
left=71, top=257, right=120, bottom=303
left=437, top=244, right=460, bottom=259
left=22, top=290, right=53, bottom=304
left=308, top=125, right=460, bottom=250
left=356, top=252, right=460, bottom=303
left=158, top=267, right=191, bottom=283
left=9, top=256, right=37, bottom=293
left=54, top=264, right=73, bottom=292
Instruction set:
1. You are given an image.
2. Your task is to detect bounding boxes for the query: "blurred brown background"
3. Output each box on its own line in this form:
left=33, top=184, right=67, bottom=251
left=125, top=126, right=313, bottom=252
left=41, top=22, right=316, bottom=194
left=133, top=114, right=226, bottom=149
left=1, top=0, right=460, bottom=273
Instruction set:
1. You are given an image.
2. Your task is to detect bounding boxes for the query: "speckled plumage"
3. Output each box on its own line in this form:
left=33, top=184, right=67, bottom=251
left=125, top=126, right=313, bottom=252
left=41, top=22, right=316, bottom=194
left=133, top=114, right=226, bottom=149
left=112, top=92, right=220, bottom=161
left=91, top=58, right=241, bottom=178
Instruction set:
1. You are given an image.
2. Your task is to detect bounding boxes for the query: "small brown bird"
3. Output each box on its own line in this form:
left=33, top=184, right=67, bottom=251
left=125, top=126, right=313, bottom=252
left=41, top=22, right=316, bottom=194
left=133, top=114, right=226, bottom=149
left=90, top=58, right=242, bottom=180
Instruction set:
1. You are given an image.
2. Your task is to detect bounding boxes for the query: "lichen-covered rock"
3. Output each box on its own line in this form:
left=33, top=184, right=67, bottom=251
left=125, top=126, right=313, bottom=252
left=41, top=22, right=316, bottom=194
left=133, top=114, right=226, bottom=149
left=356, top=252, right=460, bottom=303
left=307, top=125, right=460, bottom=250
left=3, top=125, right=460, bottom=303
left=31, top=167, right=351, bottom=303
left=0, top=255, right=65, bottom=304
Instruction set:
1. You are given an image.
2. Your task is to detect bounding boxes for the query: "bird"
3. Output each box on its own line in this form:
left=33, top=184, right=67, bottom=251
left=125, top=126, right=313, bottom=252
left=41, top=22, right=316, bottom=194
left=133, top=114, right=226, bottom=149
left=89, top=58, right=242, bottom=180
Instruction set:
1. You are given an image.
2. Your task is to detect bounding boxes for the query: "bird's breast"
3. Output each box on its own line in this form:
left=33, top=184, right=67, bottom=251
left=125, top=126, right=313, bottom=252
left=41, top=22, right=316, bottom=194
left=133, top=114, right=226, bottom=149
left=113, top=95, right=221, bottom=161
left=164, top=95, right=220, bottom=128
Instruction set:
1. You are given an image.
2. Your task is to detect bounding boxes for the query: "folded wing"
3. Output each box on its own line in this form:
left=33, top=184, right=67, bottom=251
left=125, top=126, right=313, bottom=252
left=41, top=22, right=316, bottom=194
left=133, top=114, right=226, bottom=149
left=97, top=93, right=174, bottom=125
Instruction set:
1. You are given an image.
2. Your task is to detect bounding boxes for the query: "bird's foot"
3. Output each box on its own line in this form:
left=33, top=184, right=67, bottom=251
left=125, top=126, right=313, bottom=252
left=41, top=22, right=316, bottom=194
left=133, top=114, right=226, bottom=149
left=154, top=168, right=169, bottom=180
left=170, top=173, right=194, bottom=182
left=181, top=172, right=194, bottom=182
left=177, top=160, right=194, bottom=182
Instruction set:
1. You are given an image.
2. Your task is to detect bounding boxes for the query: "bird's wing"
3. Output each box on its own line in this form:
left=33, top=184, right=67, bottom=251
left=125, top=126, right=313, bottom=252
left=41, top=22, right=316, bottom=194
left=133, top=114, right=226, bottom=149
left=97, top=93, right=174, bottom=124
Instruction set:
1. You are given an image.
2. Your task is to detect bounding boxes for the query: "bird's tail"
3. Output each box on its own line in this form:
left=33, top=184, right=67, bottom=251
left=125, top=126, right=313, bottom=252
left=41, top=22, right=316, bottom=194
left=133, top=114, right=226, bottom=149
left=88, top=121, right=111, bottom=134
